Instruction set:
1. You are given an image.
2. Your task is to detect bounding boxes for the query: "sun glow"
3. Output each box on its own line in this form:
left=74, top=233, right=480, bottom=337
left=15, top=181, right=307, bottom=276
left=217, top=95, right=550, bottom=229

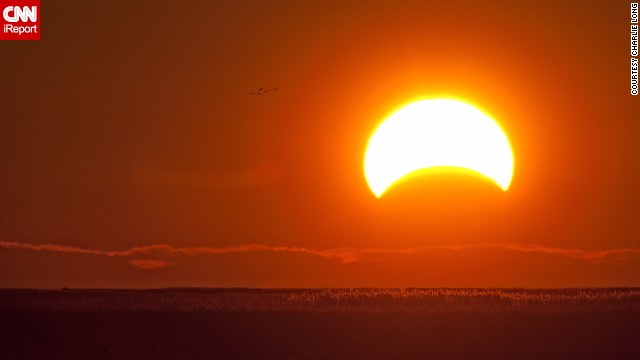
left=364, top=99, right=514, bottom=198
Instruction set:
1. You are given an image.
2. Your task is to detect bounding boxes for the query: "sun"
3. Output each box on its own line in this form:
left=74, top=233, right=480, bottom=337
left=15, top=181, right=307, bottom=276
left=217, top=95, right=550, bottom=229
left=364, top=99, right=514, bottom=198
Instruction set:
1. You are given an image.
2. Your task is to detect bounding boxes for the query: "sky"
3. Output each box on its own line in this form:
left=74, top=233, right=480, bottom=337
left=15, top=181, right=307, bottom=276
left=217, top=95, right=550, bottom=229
left=1, top=0, right=639, bottom=288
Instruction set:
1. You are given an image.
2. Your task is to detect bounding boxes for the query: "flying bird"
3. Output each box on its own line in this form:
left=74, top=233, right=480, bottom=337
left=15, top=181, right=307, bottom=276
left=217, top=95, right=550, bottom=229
left=249, top=87, right=279, bottom=96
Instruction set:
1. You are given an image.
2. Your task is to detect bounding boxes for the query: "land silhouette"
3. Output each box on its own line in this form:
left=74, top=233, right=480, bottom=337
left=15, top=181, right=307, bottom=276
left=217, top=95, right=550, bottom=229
left=1, top=288, right=639, bottom=359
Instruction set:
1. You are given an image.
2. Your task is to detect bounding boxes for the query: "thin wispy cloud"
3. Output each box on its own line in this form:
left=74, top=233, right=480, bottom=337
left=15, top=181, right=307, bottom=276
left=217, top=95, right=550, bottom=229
left=2, top=241, right=640, bottom=268
left=129, top=259, right=171, bottom=270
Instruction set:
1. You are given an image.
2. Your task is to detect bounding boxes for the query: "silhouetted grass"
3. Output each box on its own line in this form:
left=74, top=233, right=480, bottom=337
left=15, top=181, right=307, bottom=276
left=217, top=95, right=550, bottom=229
left=2, top=288, right=640, bottom=312
left=1, top=288, right=640, bottom=359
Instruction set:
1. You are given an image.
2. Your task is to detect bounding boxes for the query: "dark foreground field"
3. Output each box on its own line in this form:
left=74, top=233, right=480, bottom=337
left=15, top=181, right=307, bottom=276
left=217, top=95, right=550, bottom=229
left=1, top=288, right=640, bottom=360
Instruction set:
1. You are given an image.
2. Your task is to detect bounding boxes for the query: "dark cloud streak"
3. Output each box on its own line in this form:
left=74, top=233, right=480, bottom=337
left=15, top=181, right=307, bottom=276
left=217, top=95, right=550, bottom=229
left=2, top=241, right=640, bottom=269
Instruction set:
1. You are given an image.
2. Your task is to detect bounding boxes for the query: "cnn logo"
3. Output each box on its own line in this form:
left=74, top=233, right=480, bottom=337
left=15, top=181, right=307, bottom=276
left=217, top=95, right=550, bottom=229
left=1, top=1, right=40, bottom=40
left=3, top=6, right=37, bottom=22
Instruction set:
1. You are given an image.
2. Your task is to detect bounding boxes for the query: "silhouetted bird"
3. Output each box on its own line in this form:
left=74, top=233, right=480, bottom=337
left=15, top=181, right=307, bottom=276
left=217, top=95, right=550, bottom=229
left=250, top=87, right=278, bottom=96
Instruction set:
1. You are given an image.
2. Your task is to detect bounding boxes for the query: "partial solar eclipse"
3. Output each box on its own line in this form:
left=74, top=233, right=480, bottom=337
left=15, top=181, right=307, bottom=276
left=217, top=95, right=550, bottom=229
left=364, top=99, right=514, bottom=198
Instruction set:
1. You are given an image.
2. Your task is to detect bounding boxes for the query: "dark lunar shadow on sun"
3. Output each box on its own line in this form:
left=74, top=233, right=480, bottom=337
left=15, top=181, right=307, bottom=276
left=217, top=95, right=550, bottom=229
left=374, top=166, right=510, bottom=220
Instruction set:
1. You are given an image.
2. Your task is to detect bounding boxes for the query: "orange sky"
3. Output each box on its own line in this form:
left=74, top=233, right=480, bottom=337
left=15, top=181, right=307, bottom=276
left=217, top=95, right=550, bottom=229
left=1, top=0, right=639, bottom=288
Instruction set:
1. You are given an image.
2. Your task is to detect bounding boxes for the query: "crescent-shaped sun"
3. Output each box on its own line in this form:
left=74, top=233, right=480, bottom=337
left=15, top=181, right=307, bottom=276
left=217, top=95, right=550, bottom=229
left=364, top=99, right=514, bottom=198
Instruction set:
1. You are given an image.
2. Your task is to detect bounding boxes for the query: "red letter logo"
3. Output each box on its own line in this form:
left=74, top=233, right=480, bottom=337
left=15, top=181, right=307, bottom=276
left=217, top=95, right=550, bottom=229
left=1, top=0, right=40, bottom=40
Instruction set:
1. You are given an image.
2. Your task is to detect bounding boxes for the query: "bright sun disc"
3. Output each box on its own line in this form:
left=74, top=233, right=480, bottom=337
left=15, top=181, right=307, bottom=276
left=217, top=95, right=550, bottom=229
left=364, top=99, right=514, bottom=198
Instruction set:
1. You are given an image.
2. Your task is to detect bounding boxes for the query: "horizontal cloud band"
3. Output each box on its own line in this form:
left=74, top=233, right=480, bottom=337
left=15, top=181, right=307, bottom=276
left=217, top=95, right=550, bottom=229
left=2, top=241, right=640, bottom=269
